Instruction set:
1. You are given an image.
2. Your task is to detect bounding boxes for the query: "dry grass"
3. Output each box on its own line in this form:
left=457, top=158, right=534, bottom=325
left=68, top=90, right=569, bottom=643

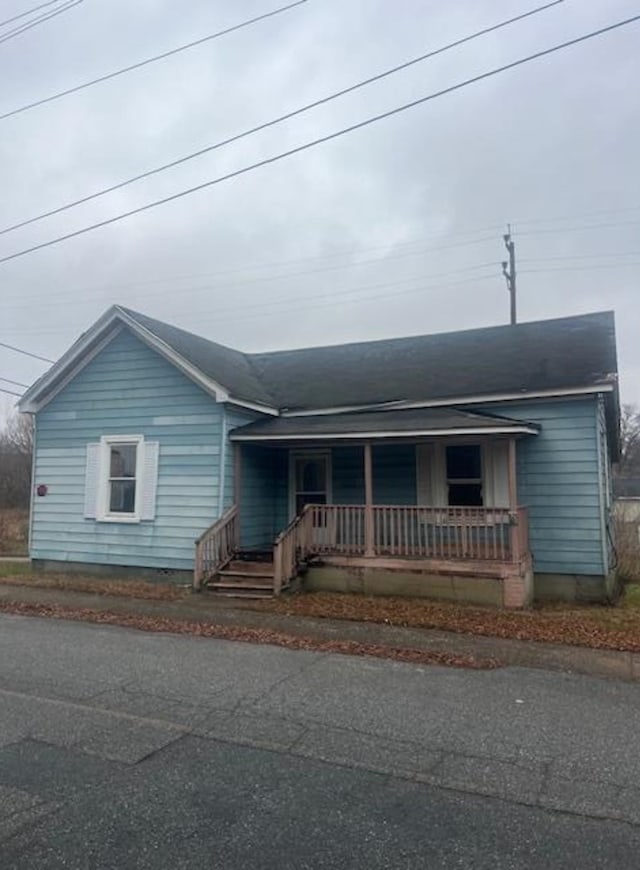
left=0, top=509, right=28, bottom=556
left=0, top=565, right=189, bottom=601
left=259, top=587, right=640, bottom=653
left=0, top=600, right=500, bottom=670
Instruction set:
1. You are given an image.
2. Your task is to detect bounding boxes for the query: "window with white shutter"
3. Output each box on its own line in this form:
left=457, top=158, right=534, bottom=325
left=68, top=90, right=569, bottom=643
left=84, top=434, right=160, bottom=523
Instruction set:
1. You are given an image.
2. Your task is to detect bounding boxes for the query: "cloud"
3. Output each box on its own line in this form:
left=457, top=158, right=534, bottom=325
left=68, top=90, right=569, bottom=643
left=0, top=0, right=638, bottom=404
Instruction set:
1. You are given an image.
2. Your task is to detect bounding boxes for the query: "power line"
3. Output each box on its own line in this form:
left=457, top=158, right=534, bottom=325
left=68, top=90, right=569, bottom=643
left=0, top=340, right=54, bottom=363
left=0, top=0, right=307, bottom=122
left=0, top=0, right=67, bottom=29
left=0, top=0, right=83, bottom=46
left=1, top=231, right=501, bottom=310
left=520, top=262, right=640, bottom=274
left=2, top=11, right=638, bottom=268
left=164, top=262, right=501, bottom=319
left=3, top=241, right=501, bottom=312
left=521, top=250, right=640, bottom=263
left=0, top=376, right=29, bottom=387
left=211, top=273, right=500, bottom=325
left=515, top=219, right=640, bottom=236
left=0, top=0, right=565, bottom=236
left=0, top=386, right=23, bottom=397
left=514, top=205, right=640, bottom=226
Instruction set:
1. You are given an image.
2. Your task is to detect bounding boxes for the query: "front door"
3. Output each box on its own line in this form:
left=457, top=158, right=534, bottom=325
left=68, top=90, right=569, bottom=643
left=291, top=452, right=331, bottom=516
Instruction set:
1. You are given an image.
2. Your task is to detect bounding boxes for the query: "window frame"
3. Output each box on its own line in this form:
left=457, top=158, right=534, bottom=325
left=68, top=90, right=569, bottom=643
left=97, top=434, right=144, bottom=523
left=445, top=443, right=484, bottom=507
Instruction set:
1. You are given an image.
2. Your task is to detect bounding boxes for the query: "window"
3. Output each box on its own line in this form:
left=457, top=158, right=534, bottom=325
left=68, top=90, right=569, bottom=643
left=108, top=442, right=138, bottom=514
left=446, top=445, right=483, bottom=506
left=85, top=435, right=159, bottom=523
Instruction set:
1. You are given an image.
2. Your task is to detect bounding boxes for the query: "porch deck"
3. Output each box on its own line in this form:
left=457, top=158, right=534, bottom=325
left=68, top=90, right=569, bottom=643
left=194, top=503, right=532, bottom=607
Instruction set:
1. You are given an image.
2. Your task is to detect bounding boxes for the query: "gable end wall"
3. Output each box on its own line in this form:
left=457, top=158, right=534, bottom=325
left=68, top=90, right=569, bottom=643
left=31, top=328, right=225, bottom=572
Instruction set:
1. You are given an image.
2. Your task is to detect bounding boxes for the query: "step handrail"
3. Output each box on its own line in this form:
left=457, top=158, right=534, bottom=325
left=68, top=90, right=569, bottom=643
left=194, top=504, right=239, bottom=591
left=272, top=504, right=314, bottom=595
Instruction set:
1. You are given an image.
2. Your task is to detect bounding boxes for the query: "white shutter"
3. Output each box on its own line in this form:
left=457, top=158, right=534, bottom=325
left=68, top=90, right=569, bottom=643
left=140, top=441, right=159, bottom=521
left=416, top=444, right=447, bottom=506
left=84, top=442, right=101, bottom=519
left=484, top=442, right=509, bottom=507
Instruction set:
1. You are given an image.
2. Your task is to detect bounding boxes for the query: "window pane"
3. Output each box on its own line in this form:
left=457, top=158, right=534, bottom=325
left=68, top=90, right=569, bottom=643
left=109, top=480, right=136, bottom=513
left=446, top=445, right=481, bottom=480
left=448, top=483, right=483, bottom=506
left=296, top=493, right=327, bottom=514
left=110, top=444, right=137, bottom=478
left=296, top=458, right=326, bottom=492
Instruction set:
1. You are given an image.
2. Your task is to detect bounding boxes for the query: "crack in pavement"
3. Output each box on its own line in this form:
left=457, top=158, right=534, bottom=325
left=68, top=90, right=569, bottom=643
left=4, top=675, right=640, bottom=830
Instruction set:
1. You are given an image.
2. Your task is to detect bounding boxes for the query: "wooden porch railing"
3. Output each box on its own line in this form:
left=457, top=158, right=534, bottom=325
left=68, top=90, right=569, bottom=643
left=193, top=505, right=239, bottom=590
left=272, top=504, right=315, bottom=595
left=302, top=504, right=529, bottom=563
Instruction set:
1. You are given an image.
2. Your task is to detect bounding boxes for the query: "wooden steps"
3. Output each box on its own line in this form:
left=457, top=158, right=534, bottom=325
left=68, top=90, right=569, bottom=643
left=205, top=551, right=277, bottom=599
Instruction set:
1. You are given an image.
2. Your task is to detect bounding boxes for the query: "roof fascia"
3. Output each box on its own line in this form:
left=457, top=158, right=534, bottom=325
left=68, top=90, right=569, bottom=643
left=280, top=384, right=616, bottom=418
left=19, top=306, right=278, bottom=415
left=112, top=308, right=279, bottom=415
left=230, top=424, right=540, bottom=442
left=225, top=398, right=279, bottom=417
left=19, top=311, right=124, bottom=413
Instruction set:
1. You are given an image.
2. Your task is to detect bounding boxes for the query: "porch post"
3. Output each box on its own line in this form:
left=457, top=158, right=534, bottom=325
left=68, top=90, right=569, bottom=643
left=508, top=437, right=519, bottom=562
left=507, top=437, right=517, bottom=509
left=233, top=443, right=242, bottom=548
left=364, top=442, right=374, bottom=556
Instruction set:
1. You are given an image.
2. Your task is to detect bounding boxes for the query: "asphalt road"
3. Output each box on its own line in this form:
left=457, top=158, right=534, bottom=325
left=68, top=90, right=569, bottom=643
left=1, top=614, right=640, bottom=869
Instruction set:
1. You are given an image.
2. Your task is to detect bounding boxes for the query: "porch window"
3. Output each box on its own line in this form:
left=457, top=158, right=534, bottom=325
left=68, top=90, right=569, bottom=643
left=446, top=445, right=483, bottom=506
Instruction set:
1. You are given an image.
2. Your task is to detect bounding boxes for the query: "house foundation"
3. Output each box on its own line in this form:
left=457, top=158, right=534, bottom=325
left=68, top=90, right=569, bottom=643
left=304, top=555, right=533, bottom=609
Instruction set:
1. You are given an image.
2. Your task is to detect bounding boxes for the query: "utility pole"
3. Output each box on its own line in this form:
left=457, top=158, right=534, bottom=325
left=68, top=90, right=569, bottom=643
left=502, top=225, right=517, bottom=325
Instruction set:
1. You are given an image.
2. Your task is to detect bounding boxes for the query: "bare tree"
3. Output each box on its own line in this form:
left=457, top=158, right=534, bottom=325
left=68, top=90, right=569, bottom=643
left=618, top=403, right=640, bottom=478
left=0, top=412, right=33, bottom=509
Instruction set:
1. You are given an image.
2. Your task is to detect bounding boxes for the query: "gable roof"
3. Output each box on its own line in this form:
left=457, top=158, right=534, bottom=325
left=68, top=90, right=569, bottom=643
left=250, top=311, right=617, bottom=411
left=120, top=308, right=273, bottom=406
left=229, top=407, right=540, bottom=442
left=20, top=306, right=618, bottom=419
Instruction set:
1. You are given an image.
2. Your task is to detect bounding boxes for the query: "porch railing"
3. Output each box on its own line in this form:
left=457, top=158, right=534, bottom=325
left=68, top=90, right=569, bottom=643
left=193, top=505, right=239, bottom=590
left=304, top=504, right=529, bottom=563
left=273, top=504, right=315, bottom=595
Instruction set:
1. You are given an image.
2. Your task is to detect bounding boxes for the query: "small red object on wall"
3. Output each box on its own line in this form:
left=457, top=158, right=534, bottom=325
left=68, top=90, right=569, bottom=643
left=36, top=484, right=48, bottom=497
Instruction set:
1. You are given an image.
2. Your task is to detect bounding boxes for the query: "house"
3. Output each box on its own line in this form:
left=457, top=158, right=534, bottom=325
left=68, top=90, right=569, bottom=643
left=613, top=477, right=640, bottom=523
left=19, top=306, right=620, bottom=608
left=613, top=478, right=640, bottom=569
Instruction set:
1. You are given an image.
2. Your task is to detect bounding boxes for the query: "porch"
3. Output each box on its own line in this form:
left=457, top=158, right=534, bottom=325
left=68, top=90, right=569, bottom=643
left=194, top=409, right=538, bottom=608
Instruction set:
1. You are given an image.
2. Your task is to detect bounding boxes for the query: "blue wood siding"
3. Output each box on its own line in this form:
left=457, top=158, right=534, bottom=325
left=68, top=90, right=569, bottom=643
left=484, top=397, right=605, bottom=576
left=32, top=328, right=224, bottom=571
left=332, top=445, right=417, bottom=505
left=225, top=409, right=288, bottom=548
left=372, top=445, right=417, bottom=504
left=332, top=447, right=365, bottom=504
left=235, top=445, right=287, bottom=548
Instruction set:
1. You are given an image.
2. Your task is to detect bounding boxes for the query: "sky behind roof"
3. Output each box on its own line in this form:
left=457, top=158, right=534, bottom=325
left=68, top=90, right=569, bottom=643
left=1, top=0, right=639, bottom=412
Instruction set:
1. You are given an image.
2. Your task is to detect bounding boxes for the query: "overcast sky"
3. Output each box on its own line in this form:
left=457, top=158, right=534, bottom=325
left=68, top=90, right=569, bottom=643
left=1, top=0, right=639, bottom=413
